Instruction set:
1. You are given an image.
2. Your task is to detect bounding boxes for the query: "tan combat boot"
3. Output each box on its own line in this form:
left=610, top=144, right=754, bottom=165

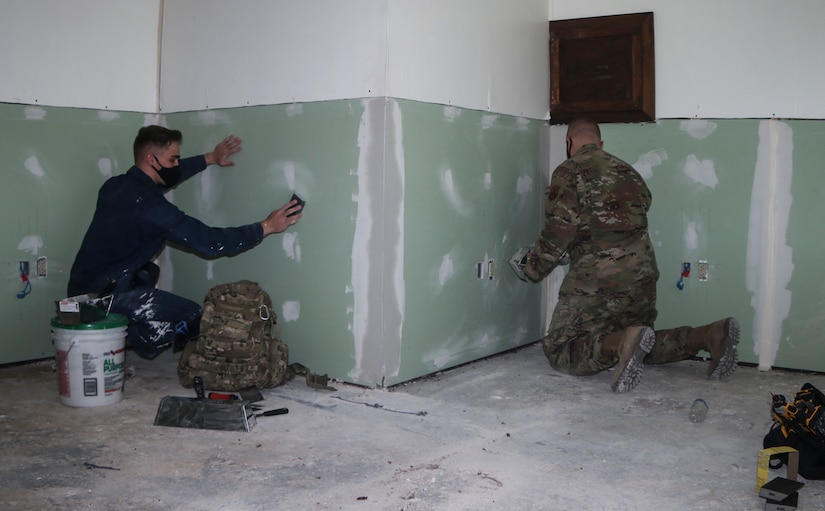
left=685, top=317, right=740, bottom=379
left=602, top=326, right=656, bottom=393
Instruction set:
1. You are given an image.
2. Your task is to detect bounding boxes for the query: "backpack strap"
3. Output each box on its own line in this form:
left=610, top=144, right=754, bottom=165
left=286, top=363, right=337, bottom=391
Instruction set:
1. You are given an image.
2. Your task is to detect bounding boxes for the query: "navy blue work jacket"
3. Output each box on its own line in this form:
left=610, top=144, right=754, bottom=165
left=67, top=155, right=263, bottom=296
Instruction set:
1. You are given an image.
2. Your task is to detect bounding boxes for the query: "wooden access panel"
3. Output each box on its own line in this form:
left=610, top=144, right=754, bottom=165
left=549, top=12, right=655, bottom=124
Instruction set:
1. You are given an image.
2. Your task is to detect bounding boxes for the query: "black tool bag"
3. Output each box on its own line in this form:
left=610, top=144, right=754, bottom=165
left=763, top=383, right=825, bottom=479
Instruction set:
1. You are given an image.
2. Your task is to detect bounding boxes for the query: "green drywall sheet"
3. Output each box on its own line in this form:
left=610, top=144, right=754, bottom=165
left=166, top=102, right=365, bottom=383
left=780, top=120, right=825, bottom=372
left=601, top=120, right=754, bottom=333
left=4, top=102, right=825, bottom=376
left=394, top=101, right=542, bottom=383
left=166, top=100, right=543, bottom=386
left=601, top=119, right=825, bottom=373
left=0, top=104, right=143, bottom=364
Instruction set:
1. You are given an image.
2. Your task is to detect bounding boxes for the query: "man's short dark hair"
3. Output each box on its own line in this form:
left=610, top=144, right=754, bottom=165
left=133, top=125, right=183, bottom=163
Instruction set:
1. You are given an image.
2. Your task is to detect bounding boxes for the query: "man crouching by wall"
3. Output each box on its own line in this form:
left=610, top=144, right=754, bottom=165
left=67, top=125, right=303, bottom=359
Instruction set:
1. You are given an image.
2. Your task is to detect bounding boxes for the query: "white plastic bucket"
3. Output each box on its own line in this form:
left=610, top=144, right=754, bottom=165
left=51, top=313, right=128, bottom=407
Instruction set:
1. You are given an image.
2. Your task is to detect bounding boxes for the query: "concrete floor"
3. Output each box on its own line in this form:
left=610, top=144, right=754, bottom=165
left=1, top=343, right=824, bottom=511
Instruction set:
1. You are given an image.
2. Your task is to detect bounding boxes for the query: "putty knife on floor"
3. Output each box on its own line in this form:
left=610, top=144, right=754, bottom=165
left=153, top=396, right=256, bottom=432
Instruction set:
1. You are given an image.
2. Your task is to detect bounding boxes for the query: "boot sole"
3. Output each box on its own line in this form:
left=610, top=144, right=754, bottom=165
left=709, top=318, right=740, bottom=380
left=611, top=327, right=655, bottom=393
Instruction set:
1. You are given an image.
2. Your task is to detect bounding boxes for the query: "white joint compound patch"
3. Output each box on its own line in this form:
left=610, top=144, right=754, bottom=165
left=24, top=155, right=45, bottom=178
left=282, top=232, right=301, bottom=262
left=684, top=219, right=699, bottom=251
left=143, top=114, right=166, bottom=127
left=155, top=249, right=173, bottom=292
left=481, top=114, right=498, bottom=130
left=98, top=158, right=114, bottom=179
left=206, top=261, right=214, bottom=281
left=440, top=167, right=472, bottom=216
left=424, top=345, right=461, bottom=370
left=197, top=167, right=222, bottom=215
left=18, top=235, right=43, bottom=255
left=683, top=154, right=718, bottom=188
left=195, top=110, right=222, bottom=125
left=283, top=161, right=297, bottom=190
left=436, top=253, right=454, bottom=291
left=516, top=174, right=533, bottom=195
left=286, top=104, right=303, bottom=117
left=282, top=301, right=300, bottom=322
left=24, top=106, right=46, bottom=120
left=483, top=172, right=492, bottom=190
left=747, top=120, right=793, bottom=370
left=633, top=149, right=668, bottom=180
left=680, top=119, right=717, bottom=140
left=443, top=105, right=461, bottom=122
left=97, top=110, right=120, bottom=122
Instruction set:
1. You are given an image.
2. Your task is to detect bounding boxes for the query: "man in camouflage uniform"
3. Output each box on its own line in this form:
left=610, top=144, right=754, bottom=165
left=519, top=118, right=739, bottom=392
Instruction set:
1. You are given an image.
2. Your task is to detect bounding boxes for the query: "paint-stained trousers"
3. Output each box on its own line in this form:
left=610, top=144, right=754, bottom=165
left=105, top=286, right=202, bottom=359
left=542, top=280, right=701, bottom=375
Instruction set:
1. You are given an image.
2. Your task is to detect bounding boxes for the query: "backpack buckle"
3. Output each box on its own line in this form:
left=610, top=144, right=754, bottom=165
left=259, top=304, right=270, bottom=321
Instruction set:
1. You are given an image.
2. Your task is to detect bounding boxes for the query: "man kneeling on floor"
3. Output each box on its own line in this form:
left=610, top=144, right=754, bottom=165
left=515, top=118, right=739, bottom=392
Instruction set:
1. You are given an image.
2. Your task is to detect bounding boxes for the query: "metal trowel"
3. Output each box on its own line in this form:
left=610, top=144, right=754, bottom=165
left=153, top=376, right=256, bottom=432
left=153, top=395, right=257, bottom=432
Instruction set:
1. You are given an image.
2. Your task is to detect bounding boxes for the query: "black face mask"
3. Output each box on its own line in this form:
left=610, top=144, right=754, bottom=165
left=154, top=155, right=182, bottom=187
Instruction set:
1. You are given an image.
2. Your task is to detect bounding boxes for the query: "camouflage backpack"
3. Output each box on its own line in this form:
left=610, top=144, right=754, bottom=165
left=177, top=280, right=289, bottom=391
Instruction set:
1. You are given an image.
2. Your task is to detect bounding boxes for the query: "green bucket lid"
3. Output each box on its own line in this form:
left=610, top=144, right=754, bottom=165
left=51, top=312, right=128, bottom=330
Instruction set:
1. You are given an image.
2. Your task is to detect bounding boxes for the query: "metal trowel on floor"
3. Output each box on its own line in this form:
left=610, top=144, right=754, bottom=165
left=153, top=377, right=257, bottom=432
left=153, top=381, right=289, bottom=432
left=153, top=395, right=257, bottom=432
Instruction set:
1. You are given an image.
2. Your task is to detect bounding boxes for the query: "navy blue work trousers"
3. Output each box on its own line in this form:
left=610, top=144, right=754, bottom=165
left=105, top=286, right=202, bottom=359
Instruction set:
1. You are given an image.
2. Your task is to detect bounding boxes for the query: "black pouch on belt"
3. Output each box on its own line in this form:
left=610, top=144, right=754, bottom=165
left=133, top=262, right=160, bottom=288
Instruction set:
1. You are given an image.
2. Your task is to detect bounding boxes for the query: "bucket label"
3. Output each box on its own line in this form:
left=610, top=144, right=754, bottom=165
left=82, top=353, right=97, bottom=376
left=104, top=358, right=124, bottom=373
left=57, top=350, right=70, bottom=398
left=103, top=357, right=124, bottom=394
left=84, top=377, right=98, bottom=396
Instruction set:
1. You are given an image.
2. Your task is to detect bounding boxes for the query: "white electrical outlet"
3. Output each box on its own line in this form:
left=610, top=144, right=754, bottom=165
left=37, top=256, right=47, bottom=278
left=697, top=260, right=708, bottom=282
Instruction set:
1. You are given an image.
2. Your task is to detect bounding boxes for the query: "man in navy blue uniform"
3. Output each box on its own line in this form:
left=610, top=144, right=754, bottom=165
left=68, top=125, right=302, bottom=359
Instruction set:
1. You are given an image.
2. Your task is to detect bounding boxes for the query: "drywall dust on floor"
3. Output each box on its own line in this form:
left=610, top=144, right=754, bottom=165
left=1, top=343, right=824, bottom=511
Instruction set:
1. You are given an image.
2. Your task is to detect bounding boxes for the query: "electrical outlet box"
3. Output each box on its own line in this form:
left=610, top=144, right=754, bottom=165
left=37, top=256, right=47, bottom=278
left=698, top=260, right=709, bottom=281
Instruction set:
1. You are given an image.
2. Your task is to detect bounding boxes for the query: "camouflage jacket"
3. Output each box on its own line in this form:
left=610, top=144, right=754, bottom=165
left=523, top=144, right=659, bottom=294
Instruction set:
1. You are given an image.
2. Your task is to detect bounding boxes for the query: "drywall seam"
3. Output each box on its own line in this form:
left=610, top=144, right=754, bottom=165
left=350, top=97, right=404, bottom=386
left=156, top=1, right=164, bottom=113
left=383, top=98, right=405, bottom=385
left=350, top=99, right=378, bottom=383
left=747, top=120, right=793, bottom=370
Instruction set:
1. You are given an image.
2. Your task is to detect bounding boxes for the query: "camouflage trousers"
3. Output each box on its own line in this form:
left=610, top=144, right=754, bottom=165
left=541, top=280, right=700, bottom=375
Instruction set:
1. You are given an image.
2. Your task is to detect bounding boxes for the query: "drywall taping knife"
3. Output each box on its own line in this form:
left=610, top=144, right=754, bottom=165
left=252, top=407, right=289, bottom=418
